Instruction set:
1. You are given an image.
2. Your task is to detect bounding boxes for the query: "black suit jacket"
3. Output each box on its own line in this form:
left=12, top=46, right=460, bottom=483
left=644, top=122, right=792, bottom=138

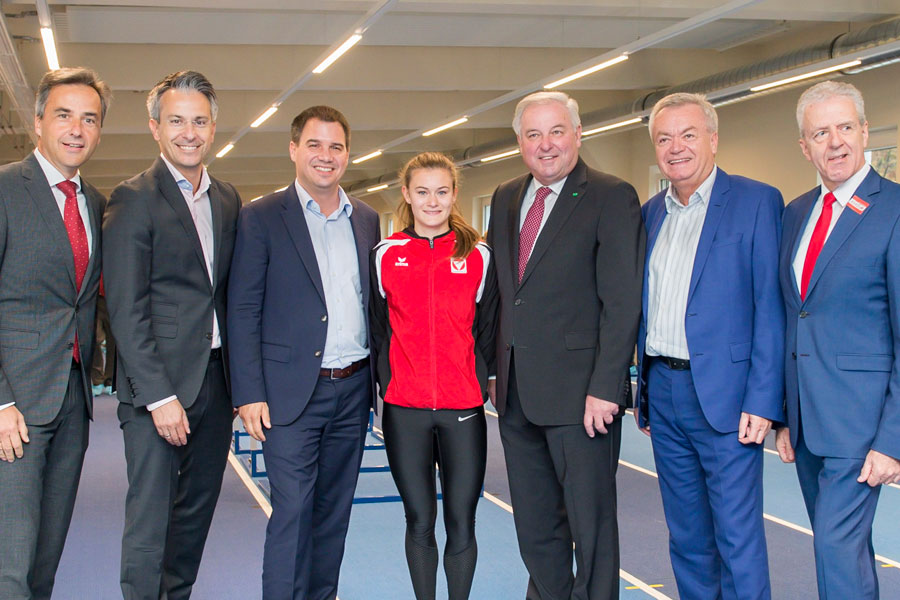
left=486, top=158, right=644, bottom=426
left=103, top=157, right=241, bottom=408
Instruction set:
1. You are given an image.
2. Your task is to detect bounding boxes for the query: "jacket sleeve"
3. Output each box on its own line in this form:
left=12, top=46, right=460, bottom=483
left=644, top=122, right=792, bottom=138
left=0, top=194, right=14, bottom=406
left=588, top=181, right=646, bottom=406
left=368, top=245, right=390, bottom=396
left=102, top=185, right=177, bottom=406
left=475, top=248, right=499, bottom=377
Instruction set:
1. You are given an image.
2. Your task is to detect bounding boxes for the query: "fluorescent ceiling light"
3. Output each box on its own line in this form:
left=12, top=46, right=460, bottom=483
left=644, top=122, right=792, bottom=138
left=582, top=117, right=643, bottom=137
left=480, top=149, right=520, bottom=163
left=274, top=185, right=289, bottom=193
left=544, top=54, right=629, bottom=89
left=215, top=143, right=234, bottom=158
left=423, top=117, right=468, bottom=137
left=313, top=34, right=363, bottom=74
left=367, top=183, right=390, bottom=192
left=749, top=60, right=862, bottom=92
left=40, top=28, right=60, bottom=70
left=352, top=150, right=383, bottom=164
left=250, top=195, right=263, bottom=203
left=251, top=106, right=279, bottom=128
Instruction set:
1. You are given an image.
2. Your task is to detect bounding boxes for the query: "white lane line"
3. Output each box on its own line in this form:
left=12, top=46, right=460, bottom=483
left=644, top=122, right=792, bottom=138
left=228, top=451, right=272, bottom=518
left=484, top=489, right=673, bottom=598
left=618, top=458, right=900, bottom=567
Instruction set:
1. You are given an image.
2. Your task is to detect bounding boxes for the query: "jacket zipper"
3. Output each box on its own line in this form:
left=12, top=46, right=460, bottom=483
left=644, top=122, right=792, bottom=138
left=429, top=237, right=437, bottom=410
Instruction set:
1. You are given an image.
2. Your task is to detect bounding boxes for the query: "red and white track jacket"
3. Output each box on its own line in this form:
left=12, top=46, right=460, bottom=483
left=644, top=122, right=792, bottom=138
left=370, top=229, right=498, bottom=410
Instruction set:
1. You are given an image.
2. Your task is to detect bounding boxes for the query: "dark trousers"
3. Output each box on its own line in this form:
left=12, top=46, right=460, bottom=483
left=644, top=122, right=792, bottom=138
left=91, top=295, right=115, bottom=386
left=0, top=367, right=89, bottom=600
left=499, top=359, right=621, bottom=600
left=118, top=355, right=232, bottom=600
left=261, top=366, right=371, bottom=600
left=647, top=360, right=770, bottom=600
left=795, top=428, right=881, bottom=600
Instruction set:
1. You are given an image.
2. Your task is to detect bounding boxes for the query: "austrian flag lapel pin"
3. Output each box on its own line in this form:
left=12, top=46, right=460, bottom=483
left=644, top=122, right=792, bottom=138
left=848, top=195, right=869, bottom=215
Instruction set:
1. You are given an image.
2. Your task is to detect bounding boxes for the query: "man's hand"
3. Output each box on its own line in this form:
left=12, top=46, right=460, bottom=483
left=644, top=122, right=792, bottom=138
left=738, top=412, right=772, bottom=445
left=632, top=408, right=650, bottom=437
left=150, top=399, right=190, bottom=446
left=0, top=405, right=29, bottom=462
left=775, top=427, right=795, bottom=463
left=857, top=449, right=900, bottom=487
left=487, top=379, right=497, bottom=409
left=239, top=402, right=272, bottom=442
left=583, top=394, right=619, bottom=437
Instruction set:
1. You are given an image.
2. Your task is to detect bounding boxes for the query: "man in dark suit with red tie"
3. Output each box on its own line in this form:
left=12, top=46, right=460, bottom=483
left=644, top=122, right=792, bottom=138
left=0, top=67, right=110, bottom=600
left=486, top=91, right=644, bottom=599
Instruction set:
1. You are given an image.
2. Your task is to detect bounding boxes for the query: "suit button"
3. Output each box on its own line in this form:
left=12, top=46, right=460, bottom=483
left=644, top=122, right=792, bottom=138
left=799, top=311, right=809, bottom=318
left=315, top=350, right=322, bottom=357
left=321, top=315, right=328, bottom=322
left=67, top=342, right=74, bottom=349
left=514, top=299, right=523, bottom=306
left=505, top=344, right=510, bottom=351
left=74, top=305, right=79, bottom=314
left=206, top=332, right=213, bottom=340
left=791, top=352, right=797, bottom=359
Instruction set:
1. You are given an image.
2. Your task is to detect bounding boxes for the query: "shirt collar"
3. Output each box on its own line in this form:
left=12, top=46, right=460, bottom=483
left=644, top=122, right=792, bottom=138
left=295, top=179, right=353, bottom=218
left=819, top=163, right=871, bottom=209
left=665, top=165, right=717, bottom=213
left=33, top=149, right=82, bottom=192
left=527, top=175, right=567, bottom=200
left=160, top=153, right=210, bottom=198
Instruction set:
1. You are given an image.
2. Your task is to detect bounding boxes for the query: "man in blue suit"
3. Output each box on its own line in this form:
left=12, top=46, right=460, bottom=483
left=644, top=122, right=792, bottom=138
left=636, top=93, right=785, bottom=600
left=776, top=81, right=900, bottom=600
left=227, top=105, right=380, bottom=600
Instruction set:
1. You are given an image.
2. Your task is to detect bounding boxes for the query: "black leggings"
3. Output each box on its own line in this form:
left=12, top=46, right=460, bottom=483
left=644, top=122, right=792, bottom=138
left=382, top=402, right=487, bottom=552
left=382, top=402, right=487, bottom=599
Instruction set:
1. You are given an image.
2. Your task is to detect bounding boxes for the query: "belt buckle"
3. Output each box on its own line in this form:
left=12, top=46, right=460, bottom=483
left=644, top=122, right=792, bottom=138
left=329, top=367, right=340, bottom=380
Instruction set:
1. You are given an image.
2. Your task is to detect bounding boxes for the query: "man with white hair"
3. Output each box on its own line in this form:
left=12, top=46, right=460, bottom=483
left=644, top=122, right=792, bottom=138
left=776, top=80, right=900, bottom=600
left=636, top=92, right=784, bottom=600
left=486, top=91, right=644, bottom=599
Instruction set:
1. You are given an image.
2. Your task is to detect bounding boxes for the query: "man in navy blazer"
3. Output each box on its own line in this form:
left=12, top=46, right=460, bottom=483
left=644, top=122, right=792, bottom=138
left=227, top=105, right=379, bottom=600
left=636, top=93, right=784, bottom=600
left=776, top=81, right=900, bottom=600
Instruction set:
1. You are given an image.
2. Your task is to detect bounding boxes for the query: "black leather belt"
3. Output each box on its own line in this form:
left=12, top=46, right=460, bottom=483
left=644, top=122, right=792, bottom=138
left=652, top=355, right=691, bottom=370
left=320, top=357, right=369, bottom=379
left=210, top=348, right=222, bottom=361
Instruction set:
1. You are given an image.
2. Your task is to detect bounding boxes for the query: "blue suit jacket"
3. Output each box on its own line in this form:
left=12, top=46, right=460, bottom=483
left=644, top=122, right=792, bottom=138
left=227, top=184, right=380, bottom=425
left=636, top=169, right=785, bottom=433
left=780, top=168, right=900, bottom=459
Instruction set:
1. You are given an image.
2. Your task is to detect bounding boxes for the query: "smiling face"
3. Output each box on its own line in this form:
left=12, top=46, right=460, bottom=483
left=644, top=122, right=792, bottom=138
left=402, top=167, right=457, bottom=238
left=35, top=83, right=103, bottom=179
left=799, top=95, right=868, bottom=191
left=651, top=103, right=718, bottom=203
left=289, top=118, right=349, bottom=201
left=517, top=101, right=582, bottom=186
left=149, top=88, right=215, bottom=184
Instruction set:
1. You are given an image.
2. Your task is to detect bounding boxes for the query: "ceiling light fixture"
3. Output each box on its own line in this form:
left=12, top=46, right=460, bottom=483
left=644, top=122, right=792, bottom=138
left=313, top=34, right=363, bottom=74
left=40, top=28, right=60, bottom=70
left=215, top=143, right=235, bottom=158
left=251, top=105, right=279, bottom=128
left=749, top=60, right=862, bottom=92
left=544, top=54, right=629, bottom=89
left=582, top=117, right=643, bottom=137
left=352, top=150, right=383, bottom=164
left=367, top=183, right=390, bottom=192
left=423, top=117, right=468, bottom=137
left=480, top=149, right=520, bottom=163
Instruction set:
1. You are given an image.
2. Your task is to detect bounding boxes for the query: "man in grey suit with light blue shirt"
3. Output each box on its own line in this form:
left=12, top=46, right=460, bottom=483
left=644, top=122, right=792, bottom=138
left=0, top=67, right=111, bottom=600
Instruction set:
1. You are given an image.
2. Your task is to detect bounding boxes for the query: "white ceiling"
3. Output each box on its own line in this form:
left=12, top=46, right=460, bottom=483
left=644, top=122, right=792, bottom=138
left=1, top=0, right=898, bottom=199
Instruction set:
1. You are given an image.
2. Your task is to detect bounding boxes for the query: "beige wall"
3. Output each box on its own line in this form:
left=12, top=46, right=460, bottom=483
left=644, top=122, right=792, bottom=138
left=434, top=61, right=900, bottom=230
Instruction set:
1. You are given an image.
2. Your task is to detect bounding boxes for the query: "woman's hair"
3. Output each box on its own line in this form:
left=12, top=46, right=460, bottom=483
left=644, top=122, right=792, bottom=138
left=397, top=152, right=480, bottom=259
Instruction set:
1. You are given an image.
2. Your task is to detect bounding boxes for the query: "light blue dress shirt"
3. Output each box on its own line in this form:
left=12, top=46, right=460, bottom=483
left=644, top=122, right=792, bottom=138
left=295, top=181, right=369, bottom=369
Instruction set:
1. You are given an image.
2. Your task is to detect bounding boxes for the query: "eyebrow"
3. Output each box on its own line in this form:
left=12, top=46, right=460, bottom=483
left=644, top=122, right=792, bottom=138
left=54, top=107, right=99, bottom=118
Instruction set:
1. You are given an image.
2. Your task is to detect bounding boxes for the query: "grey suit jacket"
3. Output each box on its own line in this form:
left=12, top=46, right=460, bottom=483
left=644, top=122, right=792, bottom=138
left=103, top=157, right=241, bottom=408
left=0, top=153, right=104, bottom=424
left=486, top=158, right=645, bottom=426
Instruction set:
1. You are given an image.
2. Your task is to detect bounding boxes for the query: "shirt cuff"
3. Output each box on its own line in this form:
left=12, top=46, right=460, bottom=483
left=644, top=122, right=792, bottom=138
left=0, top=402, right=15, bottom=411
left=147, top=395, right=177, bottom=411
left=488, top=375, right=497, bottom=381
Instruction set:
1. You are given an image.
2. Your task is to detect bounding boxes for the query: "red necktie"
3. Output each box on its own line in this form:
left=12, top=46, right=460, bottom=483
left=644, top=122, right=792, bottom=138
left=799, top=192, right=836, bottom=301
left=518, top=186, right=551, bottom=283
left=59, top=180, right=89, bottom=362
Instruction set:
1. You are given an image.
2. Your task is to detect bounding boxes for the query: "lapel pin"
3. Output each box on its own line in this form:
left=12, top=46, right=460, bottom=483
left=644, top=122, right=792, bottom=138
left=572, top=192, right=579, bottom=197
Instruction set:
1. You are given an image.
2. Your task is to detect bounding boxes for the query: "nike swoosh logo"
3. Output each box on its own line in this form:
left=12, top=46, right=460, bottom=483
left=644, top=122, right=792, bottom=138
left=458, top=413, right=478, bottom=422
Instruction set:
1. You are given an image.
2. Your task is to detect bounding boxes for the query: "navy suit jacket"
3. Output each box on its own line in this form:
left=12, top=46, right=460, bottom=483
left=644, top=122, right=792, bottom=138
left=780, top=168, right=900, bottom=459
left=637, top=169, right=785, bottom=433
left=227, top=184, right=380, bottom=425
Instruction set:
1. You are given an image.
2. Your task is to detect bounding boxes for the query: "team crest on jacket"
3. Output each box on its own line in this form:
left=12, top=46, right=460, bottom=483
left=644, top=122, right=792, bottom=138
left=450, top=258, right=467, bottom=274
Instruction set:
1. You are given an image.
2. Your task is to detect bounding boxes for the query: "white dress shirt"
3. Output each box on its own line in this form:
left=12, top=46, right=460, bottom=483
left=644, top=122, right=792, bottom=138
left=645, top=166, right=718, bottom=360
left=518, top=176, right=568, bottom=236
left=296, top=181, right=369, bottom=369
left=148, top=155, right=220, bottom=411
left=791, top=164, right=871, bottom=292
left=0, top=151, right=93, bottom=412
